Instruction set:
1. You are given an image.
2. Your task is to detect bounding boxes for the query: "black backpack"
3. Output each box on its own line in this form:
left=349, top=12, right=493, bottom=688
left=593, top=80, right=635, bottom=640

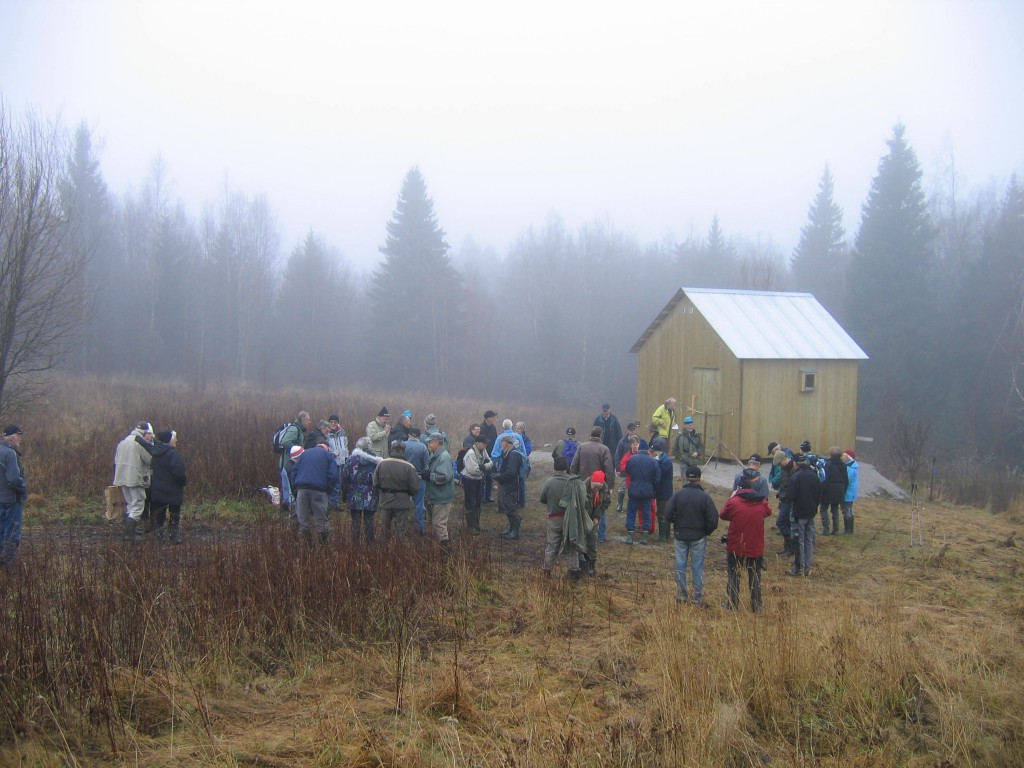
left=456, top=447, right=469, bottom=473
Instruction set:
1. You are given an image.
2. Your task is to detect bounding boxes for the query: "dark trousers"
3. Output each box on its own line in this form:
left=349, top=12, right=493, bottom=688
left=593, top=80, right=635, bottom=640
left=463, top=477, right=482, bottom=511
left=483, top=468, right=494, bottom=501
left=350, top=509, right=375, bottom=546
left=498, top=483, right=520, bottom=525
left=151, top=503, right=181, bottom=529
left=726, top=552, right=764, bottom=612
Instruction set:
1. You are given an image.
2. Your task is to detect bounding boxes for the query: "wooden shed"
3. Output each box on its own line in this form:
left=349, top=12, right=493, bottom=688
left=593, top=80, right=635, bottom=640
left=630, top=287, right=868, bottom=461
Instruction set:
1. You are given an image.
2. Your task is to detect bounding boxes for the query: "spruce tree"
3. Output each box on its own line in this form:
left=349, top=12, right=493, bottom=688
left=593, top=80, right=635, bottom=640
left=367, top=167, right=462, bottom=390
left=790, top=165, right=847, bottom=313
left=846, top=124, right=936, bottom=427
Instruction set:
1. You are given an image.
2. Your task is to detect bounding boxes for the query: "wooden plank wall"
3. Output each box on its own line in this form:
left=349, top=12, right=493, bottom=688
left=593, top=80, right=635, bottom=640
left=740, top=359, right=859, bottom=457
left=635, top=297, right=861, bottom=460
left=635, top=299, right=741, bottom=449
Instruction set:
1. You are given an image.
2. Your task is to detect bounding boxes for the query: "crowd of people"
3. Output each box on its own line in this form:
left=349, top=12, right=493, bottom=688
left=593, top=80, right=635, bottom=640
left=90, top=399, right=863, bottom=614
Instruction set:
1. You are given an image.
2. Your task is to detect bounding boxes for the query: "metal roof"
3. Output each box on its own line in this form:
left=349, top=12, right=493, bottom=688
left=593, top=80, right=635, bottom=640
left=629, top=287, right=869, bottom=360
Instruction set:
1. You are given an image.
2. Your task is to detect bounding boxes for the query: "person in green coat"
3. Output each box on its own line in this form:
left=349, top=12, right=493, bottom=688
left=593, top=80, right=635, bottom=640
left=425, top=432, right=455, bottom=551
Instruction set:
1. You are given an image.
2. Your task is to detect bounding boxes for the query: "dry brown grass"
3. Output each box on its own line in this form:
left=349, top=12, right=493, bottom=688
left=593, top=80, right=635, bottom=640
left=2, top=380, right=1023, bottom=766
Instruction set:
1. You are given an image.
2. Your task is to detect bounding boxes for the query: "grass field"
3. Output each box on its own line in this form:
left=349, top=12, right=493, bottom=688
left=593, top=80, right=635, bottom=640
left=1, top=380, right=1022, bottom=766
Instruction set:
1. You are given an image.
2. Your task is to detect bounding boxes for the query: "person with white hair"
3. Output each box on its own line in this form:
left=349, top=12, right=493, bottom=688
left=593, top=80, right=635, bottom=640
left=113, top=421, right=155, bottom=540
left=340, top=436, right=382, bottom=547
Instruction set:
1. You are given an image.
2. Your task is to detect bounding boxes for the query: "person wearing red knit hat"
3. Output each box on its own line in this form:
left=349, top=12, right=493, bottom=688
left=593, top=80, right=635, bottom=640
left=581, top=470, right=611, bottom=577
left=841, top=450, right=859, bottom=534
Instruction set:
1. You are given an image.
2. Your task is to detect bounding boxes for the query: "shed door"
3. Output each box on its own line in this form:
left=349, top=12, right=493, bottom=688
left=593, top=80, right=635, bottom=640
left=692, top=367, right=721, bottom=448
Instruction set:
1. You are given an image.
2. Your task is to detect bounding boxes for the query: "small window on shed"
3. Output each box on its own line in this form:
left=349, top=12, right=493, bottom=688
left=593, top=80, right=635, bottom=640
left=800, top=369, right=817, bottom=392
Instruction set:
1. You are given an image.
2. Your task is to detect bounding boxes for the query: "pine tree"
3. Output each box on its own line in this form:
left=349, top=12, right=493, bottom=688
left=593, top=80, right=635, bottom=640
left=790, top=165, right=847, bottom=314
left=64, top=123, right=119, bottom=374
left=367, top=167, right=462, bottom=390
left=846, top=124, right=936, bottom=427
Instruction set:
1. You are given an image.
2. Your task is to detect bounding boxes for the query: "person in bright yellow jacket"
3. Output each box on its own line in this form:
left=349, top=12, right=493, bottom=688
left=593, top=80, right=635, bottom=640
left=651, top=398, right=678, bottom=440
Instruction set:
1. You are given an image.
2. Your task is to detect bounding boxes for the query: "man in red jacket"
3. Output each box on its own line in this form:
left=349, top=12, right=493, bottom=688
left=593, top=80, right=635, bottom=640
left=720, top=473, right=772, bottom=612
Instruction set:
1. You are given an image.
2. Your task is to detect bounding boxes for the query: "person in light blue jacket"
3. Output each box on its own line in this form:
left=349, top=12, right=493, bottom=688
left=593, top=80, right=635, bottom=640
left=841, top=450, right=859, bottom=535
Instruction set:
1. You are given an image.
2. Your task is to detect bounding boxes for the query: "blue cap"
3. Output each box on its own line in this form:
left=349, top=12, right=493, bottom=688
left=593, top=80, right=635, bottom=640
left=683, top=416, right=694, bottom=424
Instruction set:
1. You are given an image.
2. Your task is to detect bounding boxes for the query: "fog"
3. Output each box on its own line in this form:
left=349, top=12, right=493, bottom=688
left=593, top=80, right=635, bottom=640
left=2, top=1, right=1021, bottom=270
left=2, top=1, right=1024, bottom=465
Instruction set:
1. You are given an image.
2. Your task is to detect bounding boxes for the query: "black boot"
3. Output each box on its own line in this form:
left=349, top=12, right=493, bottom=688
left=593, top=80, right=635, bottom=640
left=658, top=520, right=670, bottom=542
left=846, top=517, right=854, bottom=535
left=319, top=531, right=330, bottom=547
left=502, top=520, right=521, bottom=540
left=123, top=518, right=142, bottom=542
left=168, top=524, right=182, bottom=545
left=776, top=536, right=791, bottom=556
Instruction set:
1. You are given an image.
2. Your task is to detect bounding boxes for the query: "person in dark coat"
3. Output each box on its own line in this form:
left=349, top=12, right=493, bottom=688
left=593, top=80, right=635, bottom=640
left=496, top=435, right=523, bottom=539
left=149, top=430, right=187, bottom=544
left=650, top=438, right=674, bottom=542
left=593, top=404, right=623, bottom=458
left=785, top=454, right=822, bottom=576
left=480, top=410, right=499, bottom=503
left=666, top=464, right=719, bottom=606
left=820, top=446, right=849, bottom=535
left=624, top=445, right=661, bottom=545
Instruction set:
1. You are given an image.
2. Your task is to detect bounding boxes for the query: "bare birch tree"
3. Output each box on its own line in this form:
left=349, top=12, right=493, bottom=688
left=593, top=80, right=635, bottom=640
left=0, top=105, right=87, bottom=413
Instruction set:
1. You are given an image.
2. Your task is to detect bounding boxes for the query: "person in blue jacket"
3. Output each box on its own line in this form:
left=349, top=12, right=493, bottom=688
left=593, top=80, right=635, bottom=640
left=841, top=449, right=859, bottom=535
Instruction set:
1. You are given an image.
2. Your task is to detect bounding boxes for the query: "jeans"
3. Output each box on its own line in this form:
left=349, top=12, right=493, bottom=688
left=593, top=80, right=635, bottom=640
left=329, top=471, right=342, bottom=507
left=597, top=512, right=606, bottom=542
left=0, top=501, right=23, bottom=565
left=280, top=467, right=293, bottom=505
left=793, top=517, right=815, bottom=572
left=625, top=497, right=653, bottom=532
left=517, top=465, right=530, bottom=507
left=819, top=503, right=840, bottom=533
left=414, top=479, right=427, bottom=533
left=483, top=468, right=494, bottom=501
left=726, top=553, right=764, bottom=612
left=674, top=536, right=707, bottom=603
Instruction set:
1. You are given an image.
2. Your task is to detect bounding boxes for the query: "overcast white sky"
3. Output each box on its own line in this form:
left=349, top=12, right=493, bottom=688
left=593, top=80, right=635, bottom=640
left=1, top=0, right=1022, bottom=271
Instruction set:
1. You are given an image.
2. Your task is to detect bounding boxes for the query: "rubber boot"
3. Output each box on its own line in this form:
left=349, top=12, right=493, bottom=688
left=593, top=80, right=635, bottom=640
left=625, top=530, right=634, bottom=545
left=585, top=555, right=596, bottom=577
left=319, top=531, right=329, bottom=547
left=302, top=529, right=314, bottom=548
left=776, top=536, right=791, bottom=556
left=639, top=530, right=649, bottom=546
left=439, top=538, right=452, bottom=559
left=168, top=523, right=182, bottom=545
left=502, top=520, right=520, bottom=540
left=123, top=517, right=142, bottom=542
left=658, top=520, right=670, bottom=542
left=846, top=517, right=854, bottom=535
left=568, top=568, right=583, bottom=583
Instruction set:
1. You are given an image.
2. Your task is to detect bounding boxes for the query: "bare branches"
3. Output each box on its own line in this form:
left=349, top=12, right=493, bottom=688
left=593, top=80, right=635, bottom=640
left=0, top=104, right=86, bottom=414
left=887, top=413, right=931, bottom=488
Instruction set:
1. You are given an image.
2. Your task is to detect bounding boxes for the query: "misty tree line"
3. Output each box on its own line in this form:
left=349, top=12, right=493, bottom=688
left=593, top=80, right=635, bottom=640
left=1, top=101, right=1023, bottom=464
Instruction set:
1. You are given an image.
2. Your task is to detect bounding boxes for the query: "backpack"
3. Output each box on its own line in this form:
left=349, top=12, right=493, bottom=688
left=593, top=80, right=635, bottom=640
left=456, top=447, right=469, bottom=473
left=561, top=439, right=579, bottom=467
left=814, top=457, right=827, bottom=484
left=272, top=423, right=292, bottom=454
left=517, top=450, right=531, bottom=479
